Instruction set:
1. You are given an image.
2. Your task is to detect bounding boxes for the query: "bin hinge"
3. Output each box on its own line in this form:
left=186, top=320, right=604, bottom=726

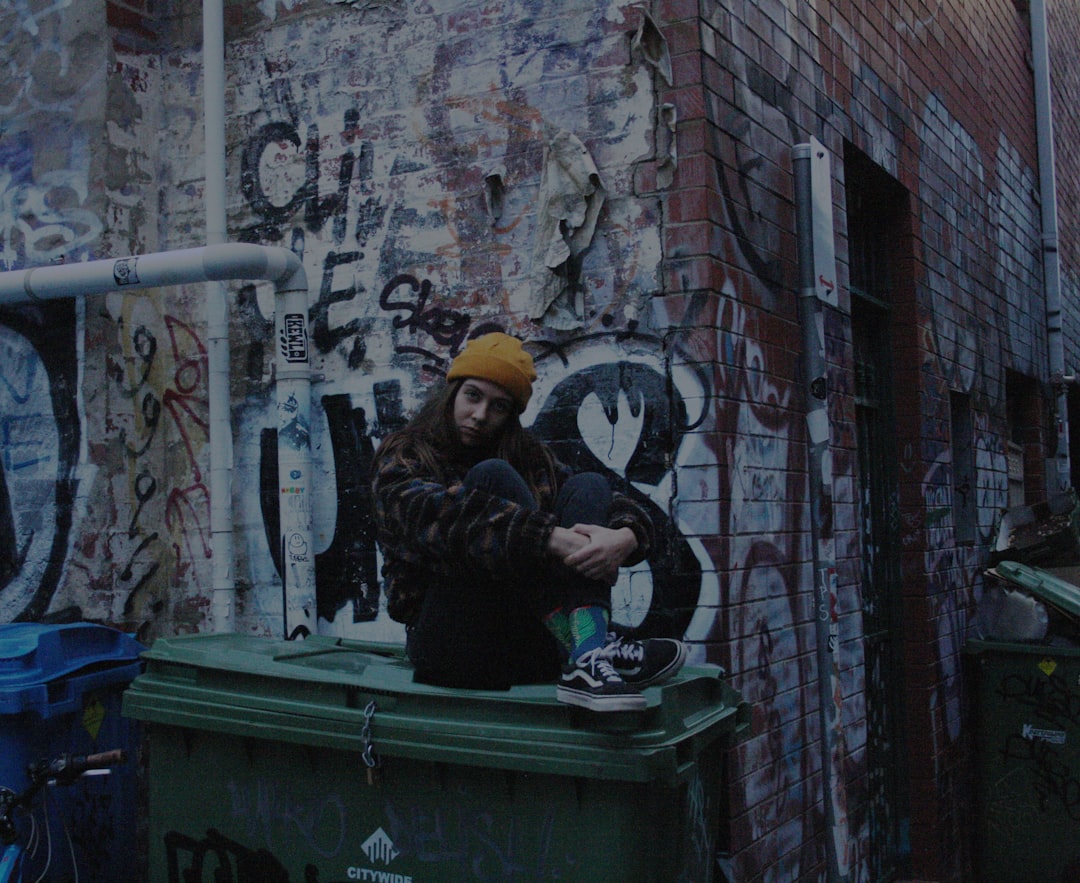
left=362, top=700, right=381, bottom=785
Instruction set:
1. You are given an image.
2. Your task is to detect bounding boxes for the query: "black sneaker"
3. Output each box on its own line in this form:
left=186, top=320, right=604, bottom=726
left=557, top=647, right=647, bottom=712
left=606, top=634, right=688, bottom=687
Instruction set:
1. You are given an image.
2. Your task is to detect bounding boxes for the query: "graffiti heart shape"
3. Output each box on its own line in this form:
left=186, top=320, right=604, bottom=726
left=576, top=389, right=644, bottom=477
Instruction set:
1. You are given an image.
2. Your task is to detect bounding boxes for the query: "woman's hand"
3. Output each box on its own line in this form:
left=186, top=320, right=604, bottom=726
left=546, top=525, right=590, bottom=560
left=562, top=525, right=638, bottom=584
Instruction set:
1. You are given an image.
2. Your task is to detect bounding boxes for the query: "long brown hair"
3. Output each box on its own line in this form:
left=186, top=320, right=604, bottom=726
left=375, top=378, right=559, bottom=497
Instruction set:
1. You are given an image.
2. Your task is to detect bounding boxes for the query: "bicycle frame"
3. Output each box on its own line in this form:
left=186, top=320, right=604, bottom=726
left=0, top=842, right=25, bottom=883
left=0, top=751, right=125, bottom=883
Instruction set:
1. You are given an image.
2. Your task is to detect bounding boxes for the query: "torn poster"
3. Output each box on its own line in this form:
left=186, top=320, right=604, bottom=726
left=631, top=7, right=673, bottom=87
left=526, top=125, right=606, bottom=328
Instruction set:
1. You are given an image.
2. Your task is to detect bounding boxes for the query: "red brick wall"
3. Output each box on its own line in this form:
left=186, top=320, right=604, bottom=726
left=656, top=1, right=1048, bottom=880
left=1049, top=0, right=1080, bottom=375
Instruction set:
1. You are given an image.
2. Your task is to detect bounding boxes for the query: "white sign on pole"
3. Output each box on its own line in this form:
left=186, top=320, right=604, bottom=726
left=810, top=136, right=838, bottom=306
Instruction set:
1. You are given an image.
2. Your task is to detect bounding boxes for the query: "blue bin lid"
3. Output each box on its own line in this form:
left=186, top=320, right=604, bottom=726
left=0, top=623, right=145, bottom=715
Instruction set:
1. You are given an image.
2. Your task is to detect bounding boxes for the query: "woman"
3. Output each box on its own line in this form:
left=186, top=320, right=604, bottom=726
left=372, top=332, right=686, bottom=711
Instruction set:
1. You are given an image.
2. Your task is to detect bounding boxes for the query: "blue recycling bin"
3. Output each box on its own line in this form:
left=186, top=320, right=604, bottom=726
left=0, top=622, right=144, bottom=882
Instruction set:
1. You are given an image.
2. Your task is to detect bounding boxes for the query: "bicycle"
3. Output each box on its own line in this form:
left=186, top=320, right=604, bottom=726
left=0, top=750, right=126, bottom=883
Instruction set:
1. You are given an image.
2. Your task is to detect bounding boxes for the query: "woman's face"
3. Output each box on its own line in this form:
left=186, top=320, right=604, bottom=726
left=452, top=378, right=516, bottom=447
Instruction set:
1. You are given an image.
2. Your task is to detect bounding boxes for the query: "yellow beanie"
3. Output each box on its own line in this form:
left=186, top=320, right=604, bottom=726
left=446, top=333, right=537, bottom=411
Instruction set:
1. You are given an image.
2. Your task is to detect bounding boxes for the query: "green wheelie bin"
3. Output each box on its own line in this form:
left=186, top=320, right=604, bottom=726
left=966, top=559, right=1080, bottom=883
left=123, top=632, right=749, bottom=883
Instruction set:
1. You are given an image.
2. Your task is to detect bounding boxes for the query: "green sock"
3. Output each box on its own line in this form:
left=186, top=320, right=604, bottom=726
left=569, top=606, right=609, bottom=660
left=543, top=608, right=573, bottom=655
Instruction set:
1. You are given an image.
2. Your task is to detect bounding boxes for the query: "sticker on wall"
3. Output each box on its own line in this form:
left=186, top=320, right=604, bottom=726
left=1022, top=723, right=1066, bottom=745
left=82, top=695, right=105, bottom=741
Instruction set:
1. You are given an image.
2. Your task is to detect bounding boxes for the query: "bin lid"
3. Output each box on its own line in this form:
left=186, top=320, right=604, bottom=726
left=989, top=560, right=1080, bottom=620
left=123, top=633, right=750, bottom=785
left=0, top=623, right=145, bottom=714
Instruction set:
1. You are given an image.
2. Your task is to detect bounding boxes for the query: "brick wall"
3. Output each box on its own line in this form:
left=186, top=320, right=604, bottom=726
left=1050, top=0, right=1080, bottom=376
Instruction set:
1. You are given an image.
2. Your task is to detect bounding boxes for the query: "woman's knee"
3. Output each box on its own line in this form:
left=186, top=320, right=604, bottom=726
left=563, top=471, right=608, bottom=497
left=556, top=471, right=611, bottom=524
left=464, top=458, right=535, bottom=507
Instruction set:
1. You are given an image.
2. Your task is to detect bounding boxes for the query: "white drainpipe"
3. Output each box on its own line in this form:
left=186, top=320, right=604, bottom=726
left=203, top=0, right=234, bottom=631
left=1030, top=0, right=1070, bottom=492
left=0, top=244, right=316, bottom=640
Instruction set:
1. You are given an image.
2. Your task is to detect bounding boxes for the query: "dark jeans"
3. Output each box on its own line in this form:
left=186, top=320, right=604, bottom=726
left=408, top=459, right=613, bottom=689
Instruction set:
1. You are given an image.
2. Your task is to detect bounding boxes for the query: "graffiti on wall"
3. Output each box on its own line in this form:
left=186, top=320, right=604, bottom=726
left=93, top=297, right=213, bottom=633
left=911, top=92, right=1042, bottom=872
left=684, top=34, right=841, bottom=878
left=0, top=0, right=105, bottom=266
left=0, top=0, right=672, bottom=634
left=0, top=304, right=80, bottom=622
left=218, top=1, right=671, bottom=637
left=251, top=333, right=712, bottom=639
left=0, top=0, right=106, bottom=623
left=0, top=4, right=1056, bottom=881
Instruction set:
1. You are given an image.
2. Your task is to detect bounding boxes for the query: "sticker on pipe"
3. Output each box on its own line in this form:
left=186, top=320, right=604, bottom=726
left=281, top=313, right=308, bottom=362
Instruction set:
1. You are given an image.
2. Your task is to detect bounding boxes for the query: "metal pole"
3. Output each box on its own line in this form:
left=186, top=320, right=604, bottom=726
left=1030, top=0, right=1071, bottom=493
left=793, top=142, right=852, bottom=883
left=203, top=0, right=236, bottom=632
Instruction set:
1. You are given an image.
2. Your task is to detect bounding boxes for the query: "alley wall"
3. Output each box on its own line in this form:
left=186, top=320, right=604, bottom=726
left=0, top=0, right=1070, bottom=880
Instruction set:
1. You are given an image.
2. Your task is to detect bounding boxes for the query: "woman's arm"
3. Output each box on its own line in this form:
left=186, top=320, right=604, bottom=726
left=562, top=524, right=638, bottom=584
left=373, top=454, right=556, bottom=579
left=556, top=488, right=654, bottom=582
left=606, top=490, right=654, bottom=566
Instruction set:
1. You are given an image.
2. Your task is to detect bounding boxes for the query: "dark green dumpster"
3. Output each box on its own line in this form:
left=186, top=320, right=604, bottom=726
left=966, top=560, right=1080, bottom=883
left=123, top=633, right=749, bottom=883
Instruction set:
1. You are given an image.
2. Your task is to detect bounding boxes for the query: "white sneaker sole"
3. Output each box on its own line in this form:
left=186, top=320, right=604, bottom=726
left=556, top=685, right=648, bottom=712
left=618, top=639, right=689, bottom=687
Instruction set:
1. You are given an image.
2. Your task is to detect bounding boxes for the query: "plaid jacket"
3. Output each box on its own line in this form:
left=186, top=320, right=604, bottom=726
left=372, top=445, right=653, bottom=625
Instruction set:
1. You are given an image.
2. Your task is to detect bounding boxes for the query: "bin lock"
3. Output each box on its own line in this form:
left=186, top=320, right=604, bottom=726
left=362, top=700, right=381, bottom=785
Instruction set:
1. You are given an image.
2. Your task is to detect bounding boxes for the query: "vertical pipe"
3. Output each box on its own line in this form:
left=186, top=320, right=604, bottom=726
left=274, top=277, right=316, bottom=639
left=203, top=0, right=236, bottom=631
left=1030, top=0, right=1071, bottom=493
left=793, top=142, right=852, bottom=883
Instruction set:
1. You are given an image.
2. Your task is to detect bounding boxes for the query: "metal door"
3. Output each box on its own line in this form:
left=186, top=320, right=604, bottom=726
left=853, top=295, right=908, bottom=880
